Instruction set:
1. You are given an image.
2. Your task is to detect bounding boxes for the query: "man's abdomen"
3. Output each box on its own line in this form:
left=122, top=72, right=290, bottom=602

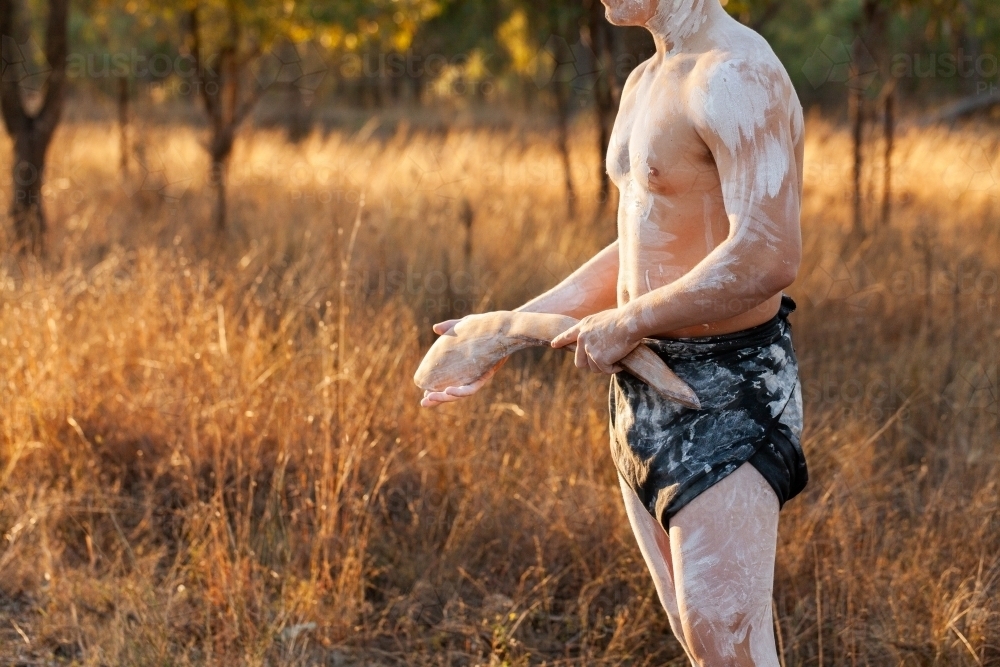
left=616, top=204, right=783, bottom=339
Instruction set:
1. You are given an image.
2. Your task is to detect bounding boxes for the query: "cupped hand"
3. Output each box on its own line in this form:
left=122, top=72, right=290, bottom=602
left=420, top=315, right=506, bottom=408
left=420, top=359, right=506, bottom=407
left=550, top=308, right=639, bottom=374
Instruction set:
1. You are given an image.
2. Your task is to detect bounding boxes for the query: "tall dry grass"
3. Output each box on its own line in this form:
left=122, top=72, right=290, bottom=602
left=0, top=114, right=998, bottom=665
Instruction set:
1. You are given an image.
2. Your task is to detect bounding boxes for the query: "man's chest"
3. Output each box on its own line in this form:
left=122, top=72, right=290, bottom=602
left=607, top=64, right=718, bottom=198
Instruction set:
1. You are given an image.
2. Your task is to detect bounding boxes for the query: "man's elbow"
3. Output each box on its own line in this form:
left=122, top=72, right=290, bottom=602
left=757, top=256, right=800, bottom=295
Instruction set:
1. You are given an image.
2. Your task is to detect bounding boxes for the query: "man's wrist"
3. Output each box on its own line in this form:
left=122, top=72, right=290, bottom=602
left=617, top=300, right=651, bottom=346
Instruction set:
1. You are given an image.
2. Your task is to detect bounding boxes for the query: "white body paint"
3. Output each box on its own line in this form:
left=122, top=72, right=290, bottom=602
left=422, top=3, right=804, bottom=663
left=602, top=4, right=803, bottom=340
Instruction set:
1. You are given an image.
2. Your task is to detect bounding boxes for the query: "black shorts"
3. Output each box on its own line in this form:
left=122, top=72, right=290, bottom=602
left=609, top=294, right=808, bottom=529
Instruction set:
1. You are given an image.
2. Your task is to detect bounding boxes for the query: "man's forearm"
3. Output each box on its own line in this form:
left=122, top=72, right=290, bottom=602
left=620, top=239, right=796, bottom=339
left=515, top=242, right=620, bottom=319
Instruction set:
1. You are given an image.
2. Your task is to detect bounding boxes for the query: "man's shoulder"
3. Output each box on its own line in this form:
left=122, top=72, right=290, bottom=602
left=622, top=58, right=652, bottom=96
left=690, top=30, right=791, bottom=96
left=684, top=30, right=802, bottom=152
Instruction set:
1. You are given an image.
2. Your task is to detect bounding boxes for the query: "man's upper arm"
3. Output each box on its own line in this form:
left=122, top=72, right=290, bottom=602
left=692, top=57, right=802, bottom=251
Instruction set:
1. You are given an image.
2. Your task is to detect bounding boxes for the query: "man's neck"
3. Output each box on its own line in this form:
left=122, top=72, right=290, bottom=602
left=645, top=0, right=728, bottom=57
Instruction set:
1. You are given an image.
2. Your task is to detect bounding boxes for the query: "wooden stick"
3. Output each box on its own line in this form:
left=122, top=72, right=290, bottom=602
left=414, top=311, right=700, bottom=409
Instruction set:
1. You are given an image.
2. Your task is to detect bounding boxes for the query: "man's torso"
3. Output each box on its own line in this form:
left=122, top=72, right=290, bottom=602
left=608, top=22, right=804, bottom=338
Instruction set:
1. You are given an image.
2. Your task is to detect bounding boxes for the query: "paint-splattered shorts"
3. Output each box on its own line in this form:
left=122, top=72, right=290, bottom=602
left=609, top=294, right=807, bottom=529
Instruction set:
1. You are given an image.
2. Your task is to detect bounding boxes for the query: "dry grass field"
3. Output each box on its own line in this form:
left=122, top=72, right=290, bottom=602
left=0, top=113, right=998, bottom=665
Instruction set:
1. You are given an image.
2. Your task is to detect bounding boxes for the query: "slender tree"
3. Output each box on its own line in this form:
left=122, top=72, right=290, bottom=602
left=580, top=0, right=617, bottom=215
left=117, top=75, right=129, bottom=174
left=0, top=0, right=69, bottom=255
left=186, top=0, right=263, bottom=232
left=182, top=0, right=331, bottom=232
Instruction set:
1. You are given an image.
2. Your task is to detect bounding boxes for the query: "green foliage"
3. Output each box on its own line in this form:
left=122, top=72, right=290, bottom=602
left=54, top=0, right=1000, bottom=108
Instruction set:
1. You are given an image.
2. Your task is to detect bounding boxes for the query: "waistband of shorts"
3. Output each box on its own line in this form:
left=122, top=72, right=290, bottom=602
left=643, top=294, right=796, bottom=357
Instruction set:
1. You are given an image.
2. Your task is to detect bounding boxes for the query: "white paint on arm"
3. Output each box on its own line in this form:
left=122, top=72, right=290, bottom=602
left=622, top=54, right=803, bottom=338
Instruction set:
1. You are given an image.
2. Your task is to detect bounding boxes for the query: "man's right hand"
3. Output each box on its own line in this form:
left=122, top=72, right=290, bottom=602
left=420, top=317, right=505, bottom=407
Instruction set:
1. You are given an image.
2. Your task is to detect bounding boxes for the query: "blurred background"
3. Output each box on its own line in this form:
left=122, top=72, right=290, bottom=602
left=1, top=0, right=1000, bottom=665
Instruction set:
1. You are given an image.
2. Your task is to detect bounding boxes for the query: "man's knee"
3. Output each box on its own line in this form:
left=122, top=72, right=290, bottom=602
left=681, top=606, right=778, bottom=667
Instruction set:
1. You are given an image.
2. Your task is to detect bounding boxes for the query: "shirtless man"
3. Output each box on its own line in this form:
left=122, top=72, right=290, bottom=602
left=422, top=0, right=807, bottom=664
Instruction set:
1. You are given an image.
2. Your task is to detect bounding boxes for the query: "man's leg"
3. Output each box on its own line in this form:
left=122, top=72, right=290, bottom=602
left=669, top=463, right=781, bottom=667
left=617, top=474, right=694, bottom=661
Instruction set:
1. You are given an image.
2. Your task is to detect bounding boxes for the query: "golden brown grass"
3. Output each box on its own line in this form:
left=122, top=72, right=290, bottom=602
left=0, top=114, right=998, bottom=665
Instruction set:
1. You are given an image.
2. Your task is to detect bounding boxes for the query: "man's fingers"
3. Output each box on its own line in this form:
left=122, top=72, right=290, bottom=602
left=419, top=358, right=505, bottom=407
left=421, top=390, right=464, bottom=407
left=587, top=353, right=603, bottom=374
left=421, top=379, right=482, bottom=405
left=595, top=361, right=620, bottom=374
left=567, top=338, right=622, bottom=375
left=432, top=318, right=462, bottom=335
left=551, top=325, right=580, bottom=349
left=444, top=383, right=481, bottom=397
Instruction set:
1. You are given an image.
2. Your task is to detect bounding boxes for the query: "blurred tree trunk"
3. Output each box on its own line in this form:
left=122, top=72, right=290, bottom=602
left=0, top=0, right=69, bottom=255
left=286, top=84, right=310, bottom=143
left=850, top=0, right=889, bottom=241
left=869, top=1, right=893, bottom=229
left=118, top=75, right=130, bottom=174
left=959, top=0, right=980, bottom=95
left=850, top=85, right=865, bottom=240
left=553, top=75, right=576, bottom=219
left=188, top=1, right=261, bottom=233
left=882, top=86, right=894, bottom=227
left=364, top=50, right=383, bottom=108
left=582, top=0, right=616, bottom=215
left=412, top=66, right=426, bottom=106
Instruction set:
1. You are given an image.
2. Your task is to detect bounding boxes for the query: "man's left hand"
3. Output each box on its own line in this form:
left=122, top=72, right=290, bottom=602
left=550, top=309, right=640, bottom=374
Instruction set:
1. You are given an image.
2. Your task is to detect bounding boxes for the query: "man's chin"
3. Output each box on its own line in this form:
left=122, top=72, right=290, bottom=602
left=602, top=4, right=645, bottom=27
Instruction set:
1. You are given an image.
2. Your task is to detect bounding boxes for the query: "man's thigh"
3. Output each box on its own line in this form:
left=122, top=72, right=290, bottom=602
left=618, top=475, right=680, bottom=617
left=669, top=462, right=780, bottom=666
